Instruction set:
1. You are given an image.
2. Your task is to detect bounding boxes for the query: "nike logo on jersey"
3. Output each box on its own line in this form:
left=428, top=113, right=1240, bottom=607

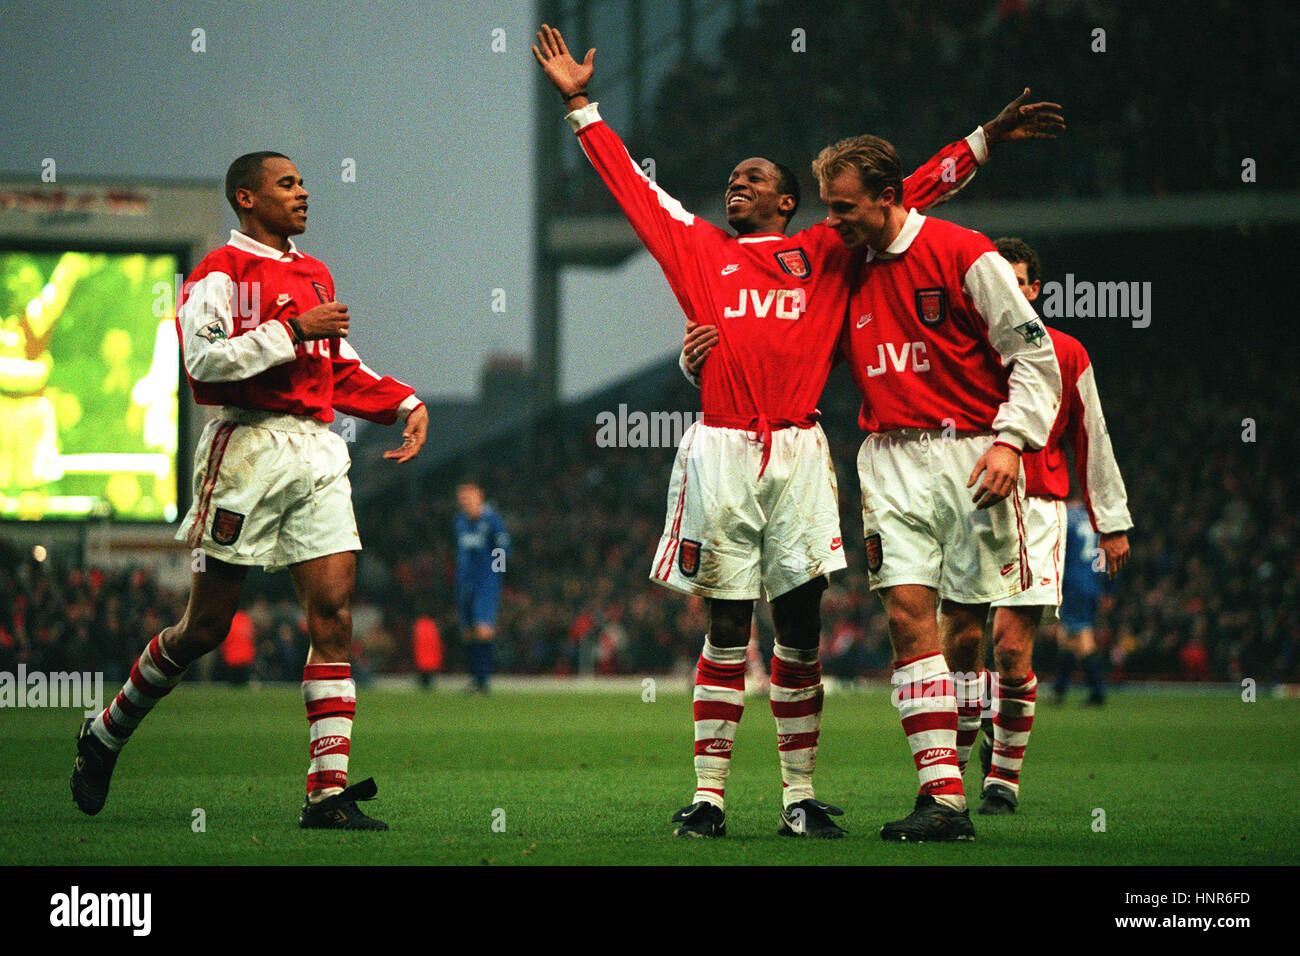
left=276, top=293, right=291, bottom=306
left=857, top=313, right=873, bottom=328
left=721, top=264, right=739, bottom=276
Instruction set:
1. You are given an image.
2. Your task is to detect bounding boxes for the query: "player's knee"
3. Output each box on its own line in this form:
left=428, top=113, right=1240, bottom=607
left=771, top=579, right=825, bottom=649
left=706, top=598, right=752, bottom=648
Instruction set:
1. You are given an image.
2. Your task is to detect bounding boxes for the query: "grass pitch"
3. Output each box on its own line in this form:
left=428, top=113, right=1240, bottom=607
left=3, top=684, right=1297, bottom=865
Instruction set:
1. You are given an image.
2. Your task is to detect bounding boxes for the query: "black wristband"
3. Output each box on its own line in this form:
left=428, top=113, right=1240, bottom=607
left=287, top=317, right=305, bottom=344
left=561, top=89, right=588, bottom=102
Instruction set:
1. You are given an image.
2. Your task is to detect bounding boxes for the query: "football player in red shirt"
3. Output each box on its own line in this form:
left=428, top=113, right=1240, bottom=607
left=536, top=24, right=1062, bottom=839
left=70, top=152, right=428, bottom=830
left=940, top=237, right=1132, bottom=815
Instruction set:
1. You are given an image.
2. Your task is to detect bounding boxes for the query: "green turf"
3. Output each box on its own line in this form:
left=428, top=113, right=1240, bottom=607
left=3, top=685, right=1297, bottom=865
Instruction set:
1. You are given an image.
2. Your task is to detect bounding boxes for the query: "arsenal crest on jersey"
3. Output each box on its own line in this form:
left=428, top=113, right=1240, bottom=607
left=212, top=507, right=245, bottom=546
left=865, top=532, right=883, bottom=574
left=915, top=288, right=947, bottom=326
left=679, top=539, right=702, bottom=577
left=774, top=248, right=811, bottom=279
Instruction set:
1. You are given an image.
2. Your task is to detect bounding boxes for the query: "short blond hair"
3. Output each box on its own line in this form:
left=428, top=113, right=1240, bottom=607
left=812, top=135, right=904, bottom=203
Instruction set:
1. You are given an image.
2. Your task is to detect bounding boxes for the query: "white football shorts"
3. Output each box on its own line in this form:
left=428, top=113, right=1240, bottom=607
left=993, top=496, right=1065, bottom=611
left=176, top=407, right=361, bottom=572
left=857, top=429, right=1029, bottom=604
left=651, top=421, right=846, bottom=601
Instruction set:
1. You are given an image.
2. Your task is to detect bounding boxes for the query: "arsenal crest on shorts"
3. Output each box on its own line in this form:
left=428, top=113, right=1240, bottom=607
left=915, top=288, right=947, bottom=326
left=679, top=539, right=702, bottom=577
left=774, top=248, right=811, bottom=279
left=865, top=532, right=883, bottom=574
left=212, top=507, right=245, bottom=546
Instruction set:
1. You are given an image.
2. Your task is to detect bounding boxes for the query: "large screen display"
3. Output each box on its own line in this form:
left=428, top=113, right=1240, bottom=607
left=0, top=248, right=182, bottom=522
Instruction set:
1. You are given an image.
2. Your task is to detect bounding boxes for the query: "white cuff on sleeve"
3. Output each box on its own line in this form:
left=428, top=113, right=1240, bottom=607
left=398, top=394, right=423, bottom=419
left=565, top=102, right=602, bottom=132
left=966, top=126, right=990, bottom=165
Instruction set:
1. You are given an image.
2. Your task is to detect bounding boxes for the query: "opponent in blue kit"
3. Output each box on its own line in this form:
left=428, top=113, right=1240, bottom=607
left=1054, top=499, right=1109, bottom=704
left=454, top=480, right=509, bottom=692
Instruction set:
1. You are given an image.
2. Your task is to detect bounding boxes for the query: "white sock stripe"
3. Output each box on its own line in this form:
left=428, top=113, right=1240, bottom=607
left=694, top=756, right=731, bottom=773
left=898, top=693, right=956, bottom=718
left=693, top=684, right=745, bottom=703
left=907, top=729, right=955, bottom=752
left=108, top=701, right=143, bottom=730
left=694, top=718, right=740, bottom=740
left=769, top=683, right=822, bottom=703
left=996, top=731, right=1031, bottom=747
left=773, top=713, right=821, bottom=735
left=773, top=643, right=820, bottom=666
left=121, top=682, right=157, bottom=711
left=310, top=754, right=350, bottom=772
left=138, top=647, right=183, bottom=688
left=309, top=716, right=353, bottom=739
left=702, top=640, right=747, bottom=665
left=894, top=653, right=949, bottom=683
left=302, top=678, right=357, bottom=702
left=918, top=764, right=960, bottom=787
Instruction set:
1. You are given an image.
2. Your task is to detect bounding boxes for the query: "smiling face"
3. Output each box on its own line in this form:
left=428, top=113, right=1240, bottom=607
left=236, top=157, right=309, bottom=239
left=818, top=169, right=896, bottom=250
left=725, top=157, right=796, bottom=235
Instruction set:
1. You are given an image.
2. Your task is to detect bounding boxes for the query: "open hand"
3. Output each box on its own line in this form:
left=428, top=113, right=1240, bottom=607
left=532, top=23, right=594, bottom=96
left=982, top=88, right=1065, bottom=145
left=384, top=403, right=427, bottom=463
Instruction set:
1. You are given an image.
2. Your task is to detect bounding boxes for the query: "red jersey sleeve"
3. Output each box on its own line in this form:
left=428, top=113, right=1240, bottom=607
left=569, top=103, right=728, bottom=281
left=901, top=128, right=986, bottom=212
left=331, top=338, right=417, bottom=425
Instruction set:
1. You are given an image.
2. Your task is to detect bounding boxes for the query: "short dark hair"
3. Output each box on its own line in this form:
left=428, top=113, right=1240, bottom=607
left=994, top=237, right=1041, bottom=285
left=224, top=151, right=289, bottom=216
left=812, top=135, right=904, bottom=204
left=770, top=161, right=801, bottom=221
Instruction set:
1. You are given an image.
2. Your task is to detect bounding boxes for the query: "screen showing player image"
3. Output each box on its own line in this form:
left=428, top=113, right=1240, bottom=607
left=0, top=248, right=181, bottom=522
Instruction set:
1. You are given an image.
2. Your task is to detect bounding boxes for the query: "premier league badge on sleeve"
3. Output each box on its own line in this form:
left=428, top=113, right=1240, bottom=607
left=679, top=539, right=702, bottom=577
left=775, top=248, right=811, bottom=279
left=915, top=288, right=947, bottom=326
left=311, top=281, right=331, bottom=303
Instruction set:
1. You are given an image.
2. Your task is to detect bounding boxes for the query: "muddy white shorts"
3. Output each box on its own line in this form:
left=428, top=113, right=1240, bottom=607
left=176, top=407, right=361, bottom=572
left=650, top=421, right=846, bottom=601
left=857, top=429, right=1029, bottom=604
left=992, top=495, right=1065, bottom=610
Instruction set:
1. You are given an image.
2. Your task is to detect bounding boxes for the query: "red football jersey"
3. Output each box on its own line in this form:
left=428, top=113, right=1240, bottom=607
left=844, top=210, right=1061, bottom=451
left=176, top=231, right=417, bottom=424
left=1023, top=327, right=1132, bottom=532
left=570, top=104, right=981, bottom=431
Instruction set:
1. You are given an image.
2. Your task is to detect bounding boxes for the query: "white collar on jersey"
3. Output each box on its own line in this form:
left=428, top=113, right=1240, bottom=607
left=868, top=207, right=925, bottom=261
left=228, top=229, right=302, bottom=261
left=735, top=233, right=786, bottom=244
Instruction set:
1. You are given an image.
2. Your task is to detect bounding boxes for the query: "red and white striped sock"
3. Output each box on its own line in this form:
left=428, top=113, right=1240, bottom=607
left=91, top=633, right=186, bottom=751
left=987, top=671, right=1037, bottom=795
left=769, top=643, right=822, bottom=807
left=302, top=662, right=355, bottom=801
left=692, top=639, right=746, bottom=810
left=894, top=652, right=965, bottom=811
left=955, top=670, right=985, bottom=774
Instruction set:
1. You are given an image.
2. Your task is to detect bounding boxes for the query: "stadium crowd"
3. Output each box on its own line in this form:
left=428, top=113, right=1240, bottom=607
left=4, top=331, right=1295, bottom=687
left=559, top=0, right=1295, bottom=215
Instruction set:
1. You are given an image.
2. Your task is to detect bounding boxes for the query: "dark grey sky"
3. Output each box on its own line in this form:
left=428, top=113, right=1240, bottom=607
left=1, top=0, right=688, bottom=401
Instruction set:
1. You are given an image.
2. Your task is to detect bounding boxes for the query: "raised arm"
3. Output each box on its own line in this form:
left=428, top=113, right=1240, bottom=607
left=533, top=24, right=719, bottom=275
